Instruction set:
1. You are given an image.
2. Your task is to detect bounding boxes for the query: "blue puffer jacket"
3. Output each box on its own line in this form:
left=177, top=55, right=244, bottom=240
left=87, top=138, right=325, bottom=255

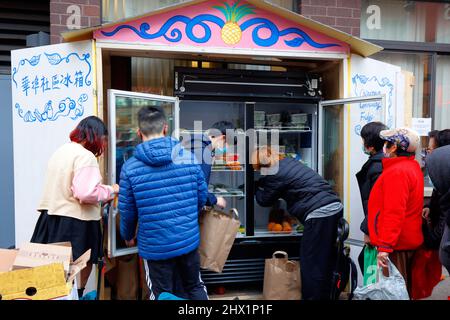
left=118, top=137, right=208, bottom=261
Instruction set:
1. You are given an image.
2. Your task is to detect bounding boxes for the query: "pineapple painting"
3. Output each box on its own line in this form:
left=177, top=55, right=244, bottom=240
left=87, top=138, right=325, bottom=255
left=213, top=1, right=255, bottom=45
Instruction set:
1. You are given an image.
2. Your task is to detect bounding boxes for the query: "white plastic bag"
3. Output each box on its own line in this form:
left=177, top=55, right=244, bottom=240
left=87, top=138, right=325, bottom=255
left=353, top=259, right=409, bottom=300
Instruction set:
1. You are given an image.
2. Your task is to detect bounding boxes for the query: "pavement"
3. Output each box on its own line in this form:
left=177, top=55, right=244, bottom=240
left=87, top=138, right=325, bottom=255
left=422, top=268, right=450, bottom=300
left=209, top=268, right=450, bottom=300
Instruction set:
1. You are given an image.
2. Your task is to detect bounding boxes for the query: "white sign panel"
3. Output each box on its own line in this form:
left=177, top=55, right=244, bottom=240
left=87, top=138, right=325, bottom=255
left=346, top=54, right=402, bottom=242
left=11, top=40, right=94, bottom=246
left=411, top=118, right=432, bottom=136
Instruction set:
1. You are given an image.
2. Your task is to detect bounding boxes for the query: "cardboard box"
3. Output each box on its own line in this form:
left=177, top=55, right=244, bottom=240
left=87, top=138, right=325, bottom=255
left=0, top=243, right=90, bottom=300
left=13, top=242, right=72, bottom=274
left=0, top=249, right=18, bottom=272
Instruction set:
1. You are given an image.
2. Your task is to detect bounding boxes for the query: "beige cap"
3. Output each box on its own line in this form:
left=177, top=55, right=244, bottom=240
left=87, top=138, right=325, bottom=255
left=379, top=127, right=420, bottom=153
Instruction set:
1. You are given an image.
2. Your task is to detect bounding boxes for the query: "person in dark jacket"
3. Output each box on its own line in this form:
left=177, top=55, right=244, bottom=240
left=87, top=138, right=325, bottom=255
left=252, top=146, right=343, bottom=300
left=425, top=145, right=450, bottom=273
left=182, top=121, right=235, bottom=209
left=422, top=130, right=450, bottom=249
left=119, top=106, right=209, bottom=300
left=355, top=122, right=387, bottom=272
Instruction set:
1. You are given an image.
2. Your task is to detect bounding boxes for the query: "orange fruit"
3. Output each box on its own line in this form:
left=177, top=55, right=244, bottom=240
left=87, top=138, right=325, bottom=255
left=268, top=222, right=275, bottom=231
left=282, top=221, right=292, bottom=232
left=272, top=223, right=283, bottom=232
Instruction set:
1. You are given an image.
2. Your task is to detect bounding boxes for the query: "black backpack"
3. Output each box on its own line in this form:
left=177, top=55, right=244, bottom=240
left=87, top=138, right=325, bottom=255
left=331, top=218, right=358, bottom=300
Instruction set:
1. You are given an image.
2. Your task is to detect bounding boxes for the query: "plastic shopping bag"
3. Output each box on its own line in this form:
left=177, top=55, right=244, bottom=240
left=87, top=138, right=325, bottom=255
left=363, top=245, right=378, bottom=286
left=353, top=259, right=409, bottom=300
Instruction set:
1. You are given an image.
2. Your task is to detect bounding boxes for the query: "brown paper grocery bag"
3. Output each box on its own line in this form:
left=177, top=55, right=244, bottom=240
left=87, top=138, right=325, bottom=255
left=263, top=251, right=302, bottom=300
left=198, top=208, right=240, bottom=273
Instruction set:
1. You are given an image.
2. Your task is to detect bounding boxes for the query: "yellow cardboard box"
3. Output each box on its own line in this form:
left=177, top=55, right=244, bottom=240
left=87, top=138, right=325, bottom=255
left=0, top=243, right=91, bottom=300
left=0, top=263, right=71, bottom=300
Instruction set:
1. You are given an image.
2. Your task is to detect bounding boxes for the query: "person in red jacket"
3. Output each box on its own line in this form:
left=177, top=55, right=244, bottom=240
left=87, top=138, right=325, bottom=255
left=368, top=127, right=423, bottom=294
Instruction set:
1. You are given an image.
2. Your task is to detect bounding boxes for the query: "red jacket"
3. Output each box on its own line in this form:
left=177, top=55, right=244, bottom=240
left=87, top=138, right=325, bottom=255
left=368, top=156, right=424, bottom=253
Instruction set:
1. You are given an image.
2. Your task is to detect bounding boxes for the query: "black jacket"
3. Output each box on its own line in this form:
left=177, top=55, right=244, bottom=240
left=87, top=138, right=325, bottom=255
left=355, top=151, right=384, bottom=235
left=426, top=145, right=450, bottom=229
left=182, top=134, right=217, bottom=207
left=255, top=158, right=341, bottom=223
left=422, top=189, right=447, bottom=249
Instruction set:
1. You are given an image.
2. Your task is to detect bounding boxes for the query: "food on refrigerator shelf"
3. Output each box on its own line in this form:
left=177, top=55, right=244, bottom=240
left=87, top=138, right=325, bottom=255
left=286, top=216, right=300, bottom=225
left=282, top=221, right=292, bottom=232
left=291, top=113, right=308, bottom=125
left=225, top=161, right=241, bottom=170
left=268, top=222, right=276, bottom=231
left=266, top=113, right=280, bottom=125
left=271, top=223, right=283, bottom=232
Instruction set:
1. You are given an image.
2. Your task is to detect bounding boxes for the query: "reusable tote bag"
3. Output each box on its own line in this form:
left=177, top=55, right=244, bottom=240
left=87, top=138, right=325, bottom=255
left=198, top=208, right=240, bottom=273
left=363, top=245, right=378, bottom=286
left=263, top=251, right=301, bottom=300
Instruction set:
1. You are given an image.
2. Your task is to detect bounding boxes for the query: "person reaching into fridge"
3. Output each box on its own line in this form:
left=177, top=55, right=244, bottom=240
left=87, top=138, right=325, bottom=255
left=118, top=106, right=209, bottom=300
left=252, top=145, right=343, bottom=300
left=32, top=116, right=119, bottom=298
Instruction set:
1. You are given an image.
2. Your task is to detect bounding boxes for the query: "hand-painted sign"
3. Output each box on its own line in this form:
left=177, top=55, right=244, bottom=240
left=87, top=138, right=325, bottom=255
left=346, top=54, right=403, bottom=243
left=95, top=0, right=349, bottom=54
left=11, top=42, right=93, bottom=124
left=351, top=55, right=400, bottom=134
left=11, top=41, right=94, bottom=246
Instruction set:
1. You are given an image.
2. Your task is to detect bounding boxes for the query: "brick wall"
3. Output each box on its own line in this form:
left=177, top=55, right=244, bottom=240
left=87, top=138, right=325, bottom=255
left=50, top=0, right=101, bottom=44
left=299, top=0, right=361, bottom=37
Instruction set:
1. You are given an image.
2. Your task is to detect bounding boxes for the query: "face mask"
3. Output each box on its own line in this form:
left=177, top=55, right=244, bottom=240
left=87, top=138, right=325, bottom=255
left=215, top=146, right=227, bottom=155
left=383, top=145, right=391, bottom=158
left=362, top=145, right=371, bottom=156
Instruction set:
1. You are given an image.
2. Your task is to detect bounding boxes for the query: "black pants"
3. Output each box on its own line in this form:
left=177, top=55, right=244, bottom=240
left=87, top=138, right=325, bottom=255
left=300, top=212, right=342, bottom=300
left=143, top=249, right=208, bottom=300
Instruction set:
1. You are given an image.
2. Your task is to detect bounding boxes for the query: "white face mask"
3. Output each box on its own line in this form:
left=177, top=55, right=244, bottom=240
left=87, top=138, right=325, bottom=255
left=383, top=144, right=391, bottom=158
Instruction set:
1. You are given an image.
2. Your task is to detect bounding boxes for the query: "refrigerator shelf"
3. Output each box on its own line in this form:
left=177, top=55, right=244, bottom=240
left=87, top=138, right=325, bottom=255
left=211, top=191, right=245, bottom=197
left=254, top=229, right=302, bottom=237
left=211, top=165, right=245, bottom=172
left=254, top=126, right=312, bottom=132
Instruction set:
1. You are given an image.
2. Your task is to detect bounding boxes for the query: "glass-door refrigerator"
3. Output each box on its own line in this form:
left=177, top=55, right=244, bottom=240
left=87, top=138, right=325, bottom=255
left=107, top=89, right=178, bottom=258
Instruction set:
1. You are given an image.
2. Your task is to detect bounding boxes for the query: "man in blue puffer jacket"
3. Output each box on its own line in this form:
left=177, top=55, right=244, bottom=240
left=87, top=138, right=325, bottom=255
left=118, top=106, right=209, bottom=300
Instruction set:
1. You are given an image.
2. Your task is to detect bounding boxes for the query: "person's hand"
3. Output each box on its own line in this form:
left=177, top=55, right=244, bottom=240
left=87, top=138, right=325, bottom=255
left=112, top=184, right=120, bottom=194
left=377, top=252, right=389, bottom=268
left=125, top=238, right=136, bottom=247
left=216, top=196, right=227, bottom=209
left=364, top=234, right=371, bottom=245
left=422, top=208, right=431, bottom=223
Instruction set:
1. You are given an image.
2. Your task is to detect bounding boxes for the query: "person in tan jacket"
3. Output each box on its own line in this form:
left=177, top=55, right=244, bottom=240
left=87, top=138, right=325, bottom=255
left=31, top=116, right=119, bottom=298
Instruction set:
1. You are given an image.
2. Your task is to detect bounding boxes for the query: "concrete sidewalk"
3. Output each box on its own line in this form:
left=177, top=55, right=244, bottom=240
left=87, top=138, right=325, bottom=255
left=209, top=269, right=450, bottom=300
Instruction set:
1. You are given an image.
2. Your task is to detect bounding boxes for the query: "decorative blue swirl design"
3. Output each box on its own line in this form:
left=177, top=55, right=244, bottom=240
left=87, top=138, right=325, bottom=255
left=101, top=14, right=224, bottom=43
left=100, top=14, right=339, bottom=49
left=15, top=94, right=87, bottom=123
left=11, top=55, right=41, bottom=88
left=240, top=18, right=340, bottom=48
left=44, top=52, right=92, bottom=86
left=352, top=74, right=394, bottom=134
left=12, top=51, right=92, bottom=88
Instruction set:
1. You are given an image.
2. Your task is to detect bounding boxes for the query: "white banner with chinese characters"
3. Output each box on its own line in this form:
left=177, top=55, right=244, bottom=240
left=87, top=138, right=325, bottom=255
left=11, top=40, right=95, bottom=246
